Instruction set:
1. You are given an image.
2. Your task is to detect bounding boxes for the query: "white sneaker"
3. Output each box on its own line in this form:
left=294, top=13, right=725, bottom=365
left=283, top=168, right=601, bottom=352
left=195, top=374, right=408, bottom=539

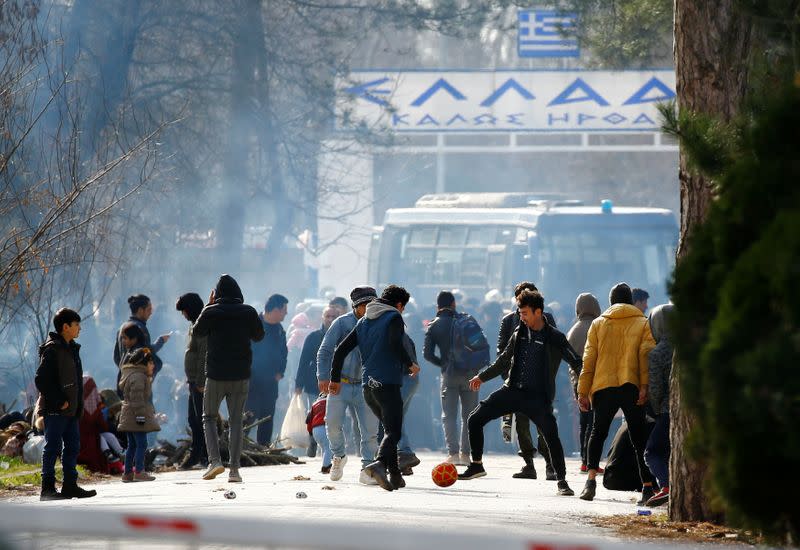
left=359, top=469, right=378, bottom=485
left=458, top=453, right=471, bottom=466
left=330, top=455, right=347, bottom=481
left=445, top=454, right=460, bottom=464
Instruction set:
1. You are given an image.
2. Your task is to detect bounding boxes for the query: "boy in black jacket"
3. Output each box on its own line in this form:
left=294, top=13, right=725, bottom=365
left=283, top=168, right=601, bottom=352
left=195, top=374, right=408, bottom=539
left=35, top=308, right=97, bottom=500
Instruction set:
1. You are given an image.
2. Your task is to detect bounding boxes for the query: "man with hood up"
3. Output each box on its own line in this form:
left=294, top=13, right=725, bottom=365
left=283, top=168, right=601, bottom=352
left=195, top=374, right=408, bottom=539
left=329, top=285, right=420, bottom=492
left=566, top=292, right=602, bottom=473
left=193, top=274, right=265, bottom=483
left=577, top=282, right=657, bottom=503
left=643, top=303, right=674, bottom=507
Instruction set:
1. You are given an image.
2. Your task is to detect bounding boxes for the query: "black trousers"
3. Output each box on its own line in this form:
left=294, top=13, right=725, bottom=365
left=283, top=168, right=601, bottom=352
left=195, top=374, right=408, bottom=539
left=188, top=383, right=207, bottom=462
left=579, top=410, right=594, bottom=464
left=586, top=383, right=654, bottom=484
left=363, top=384, right=403, bottom=475
left=515, top=413, right=552, bottom=467
left=468, top=386, right=567, bottom=480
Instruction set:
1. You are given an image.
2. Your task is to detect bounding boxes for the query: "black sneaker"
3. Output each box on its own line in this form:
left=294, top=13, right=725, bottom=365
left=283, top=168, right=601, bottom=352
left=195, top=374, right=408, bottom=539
left=39, top=482, right=69, bottom=501
left=637, top=485, right=656, bottom=506
left=60, top=481, right=97, bottom=499
left=557, top=480, right=574, bottom=496
left=545, top=464, right=557, bottom=481
left=580, top=479, right=597, bottom=501
left=512, top=464, right=537, bottom=479
left=364, top=461, right=394, bottom=492
left=178, top=454, right=199, bottom=471
left=398, top=453, right=421, bottom=470
left=390, top=471, right=406, bottom=489
left=321, top=465, right=331, bottom=474
left=458, top=462, right=487, bottom=480
left=401, top=466, right=414, bottom=476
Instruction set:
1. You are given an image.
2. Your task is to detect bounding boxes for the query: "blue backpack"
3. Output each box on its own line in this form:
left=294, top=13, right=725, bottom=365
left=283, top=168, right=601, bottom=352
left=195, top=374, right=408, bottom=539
left=448, top=313, right=490, bottom=372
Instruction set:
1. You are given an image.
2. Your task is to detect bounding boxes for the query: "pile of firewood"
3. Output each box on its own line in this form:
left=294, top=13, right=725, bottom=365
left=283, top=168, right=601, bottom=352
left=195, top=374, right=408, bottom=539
left=146, top=415, right=304, bottom=470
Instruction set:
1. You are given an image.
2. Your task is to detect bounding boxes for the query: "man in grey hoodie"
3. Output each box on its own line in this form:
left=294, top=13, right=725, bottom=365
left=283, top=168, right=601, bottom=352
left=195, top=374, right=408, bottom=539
left=330, top=285, right=420, bottom=492
left=566, top=293, right=602, bottom=473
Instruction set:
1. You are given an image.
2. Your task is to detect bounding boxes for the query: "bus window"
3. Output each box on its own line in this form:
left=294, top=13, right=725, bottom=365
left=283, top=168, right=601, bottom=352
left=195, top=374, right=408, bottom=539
left=438, top=226, right=467, bottom=246
left=409, top=226, right=437, bottom=246
left=462, top=248, right=488, bottom=285
left=434, top=249, right=461, bottom=281
left=467, top=226, right=496, bottom=246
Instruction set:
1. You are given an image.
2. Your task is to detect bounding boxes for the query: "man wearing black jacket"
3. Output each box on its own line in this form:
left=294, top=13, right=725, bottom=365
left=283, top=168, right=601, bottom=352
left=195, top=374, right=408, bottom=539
left=35, top=308, right=96, bottom=500
left=460, top=290, right=581, bottom=497
left=194, top=274, right=265, bottom=483
left=498, top=281, right=558, bottom=480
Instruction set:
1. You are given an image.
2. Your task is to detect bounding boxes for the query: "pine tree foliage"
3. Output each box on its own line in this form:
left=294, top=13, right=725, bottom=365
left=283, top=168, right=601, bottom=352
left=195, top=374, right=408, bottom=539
left=668, top=84, right=800, bottom=541
left=559, top=0, right=673, bottom=67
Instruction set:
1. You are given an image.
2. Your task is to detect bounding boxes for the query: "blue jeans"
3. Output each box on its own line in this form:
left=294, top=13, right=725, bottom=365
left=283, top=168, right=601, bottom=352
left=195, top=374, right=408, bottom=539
left=125, top=432, right=148, bottom=473
left=325, top=382, right=378, bottom=469
left=398, top=375, right=419, bottom=455
left=312, top=426, right=332, bottom=468
left=644, top=413, right=670, bottom=488
left=42, top=415, right=80, bottom=485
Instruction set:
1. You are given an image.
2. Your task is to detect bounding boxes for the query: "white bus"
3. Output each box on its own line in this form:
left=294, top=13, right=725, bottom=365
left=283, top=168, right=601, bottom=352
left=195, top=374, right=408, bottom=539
left=368, top=193, right=678, bottom=310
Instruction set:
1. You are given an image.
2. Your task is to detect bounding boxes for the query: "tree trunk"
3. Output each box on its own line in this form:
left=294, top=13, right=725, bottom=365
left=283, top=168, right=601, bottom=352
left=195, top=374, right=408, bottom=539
left=218, top=1, right=262, bottom=269
left=670, top=0, right=752, bottom=522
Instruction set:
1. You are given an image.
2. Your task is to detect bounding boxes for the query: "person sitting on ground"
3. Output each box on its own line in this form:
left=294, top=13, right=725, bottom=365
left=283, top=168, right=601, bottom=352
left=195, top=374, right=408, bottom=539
left=118, top=347, right=161, bottom=482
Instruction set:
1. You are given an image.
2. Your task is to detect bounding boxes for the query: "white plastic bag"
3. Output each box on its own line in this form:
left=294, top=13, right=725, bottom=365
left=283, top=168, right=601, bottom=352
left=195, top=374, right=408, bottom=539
left=22, top=435, right=45, bottom=464
left=278, top=394, right=308, bottom=448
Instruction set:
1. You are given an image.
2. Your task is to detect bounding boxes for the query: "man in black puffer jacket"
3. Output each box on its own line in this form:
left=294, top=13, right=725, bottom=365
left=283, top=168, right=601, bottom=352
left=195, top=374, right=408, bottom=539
left=193, top=274, right=265, bottom=483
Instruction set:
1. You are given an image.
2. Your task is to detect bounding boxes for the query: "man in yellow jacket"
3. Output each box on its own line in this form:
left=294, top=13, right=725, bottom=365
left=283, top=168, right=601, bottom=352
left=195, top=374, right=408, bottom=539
left=576, top=283, right=657, bottom=503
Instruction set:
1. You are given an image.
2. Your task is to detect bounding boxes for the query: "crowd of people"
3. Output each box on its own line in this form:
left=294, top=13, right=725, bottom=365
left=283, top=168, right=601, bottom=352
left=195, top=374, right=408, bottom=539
left=29, top=273, right=672, bottom=508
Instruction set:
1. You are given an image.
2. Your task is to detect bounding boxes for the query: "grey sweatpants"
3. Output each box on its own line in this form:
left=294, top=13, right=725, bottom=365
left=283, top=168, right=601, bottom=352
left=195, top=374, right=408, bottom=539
left=203, top=378, right=249, bottom=471
left=441, top=372, right=479, bottom=455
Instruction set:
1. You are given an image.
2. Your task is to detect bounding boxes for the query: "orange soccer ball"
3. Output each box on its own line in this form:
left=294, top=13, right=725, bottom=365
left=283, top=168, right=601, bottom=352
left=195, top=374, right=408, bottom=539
left=431, top=462, right=458, bottom=487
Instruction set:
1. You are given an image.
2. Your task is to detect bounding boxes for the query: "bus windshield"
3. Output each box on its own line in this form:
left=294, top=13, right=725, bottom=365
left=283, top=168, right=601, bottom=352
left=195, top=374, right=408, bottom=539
left=389, top=224, right=526, bottom=287
left=538, top=228, right=676, bottom=302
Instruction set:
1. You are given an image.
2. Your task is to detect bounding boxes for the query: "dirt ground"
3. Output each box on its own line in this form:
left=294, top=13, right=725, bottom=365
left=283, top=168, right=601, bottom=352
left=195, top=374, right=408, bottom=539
left=590, top=513, right=765, bottom=546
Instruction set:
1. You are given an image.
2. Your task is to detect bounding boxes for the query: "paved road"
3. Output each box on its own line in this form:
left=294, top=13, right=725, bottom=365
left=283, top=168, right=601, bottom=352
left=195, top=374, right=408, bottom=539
left=1, top=452, right=746, bottom=549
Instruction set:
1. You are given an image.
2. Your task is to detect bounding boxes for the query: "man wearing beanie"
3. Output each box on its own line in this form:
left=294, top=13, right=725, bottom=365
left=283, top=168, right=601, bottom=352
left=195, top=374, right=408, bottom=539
left=576, top=282, right=657, bottom=503
left=316, top=286, right=380, bottom=484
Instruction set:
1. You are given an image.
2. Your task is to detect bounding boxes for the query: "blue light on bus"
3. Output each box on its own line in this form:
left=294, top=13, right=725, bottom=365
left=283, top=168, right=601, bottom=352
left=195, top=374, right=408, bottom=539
left=601, top=199, right=613, bottom=214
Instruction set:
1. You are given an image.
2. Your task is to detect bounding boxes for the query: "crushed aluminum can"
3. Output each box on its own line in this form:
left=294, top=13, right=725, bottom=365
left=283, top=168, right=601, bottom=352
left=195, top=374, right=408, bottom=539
left=224, top=490, right=236, bottom=499
left=637, top=509, right=652, bottom=516
left=295, top=491, right=307, bottom=499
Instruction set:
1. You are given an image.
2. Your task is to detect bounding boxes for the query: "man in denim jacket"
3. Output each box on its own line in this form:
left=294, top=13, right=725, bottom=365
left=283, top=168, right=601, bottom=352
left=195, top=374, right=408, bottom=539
left=316, top=286, right=379, bottom=484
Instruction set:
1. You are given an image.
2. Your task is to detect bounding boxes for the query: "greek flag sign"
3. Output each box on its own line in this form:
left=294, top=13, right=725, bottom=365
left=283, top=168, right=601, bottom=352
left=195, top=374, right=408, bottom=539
left=518, top=9, right=579, bottom=58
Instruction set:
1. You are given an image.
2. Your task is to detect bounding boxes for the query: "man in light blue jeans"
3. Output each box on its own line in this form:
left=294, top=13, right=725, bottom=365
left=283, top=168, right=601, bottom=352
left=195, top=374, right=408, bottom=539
left=317, top=287, right=379, bottom=484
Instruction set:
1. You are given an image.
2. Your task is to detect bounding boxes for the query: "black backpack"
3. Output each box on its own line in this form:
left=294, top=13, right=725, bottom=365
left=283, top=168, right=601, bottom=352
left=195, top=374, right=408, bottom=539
left=448, top=313, right=490, bottom=372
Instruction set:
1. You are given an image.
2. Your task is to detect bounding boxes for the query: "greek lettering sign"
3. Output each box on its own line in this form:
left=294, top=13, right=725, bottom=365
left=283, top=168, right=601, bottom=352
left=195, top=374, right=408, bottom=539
left=336, top=70, right=676, bottom=133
